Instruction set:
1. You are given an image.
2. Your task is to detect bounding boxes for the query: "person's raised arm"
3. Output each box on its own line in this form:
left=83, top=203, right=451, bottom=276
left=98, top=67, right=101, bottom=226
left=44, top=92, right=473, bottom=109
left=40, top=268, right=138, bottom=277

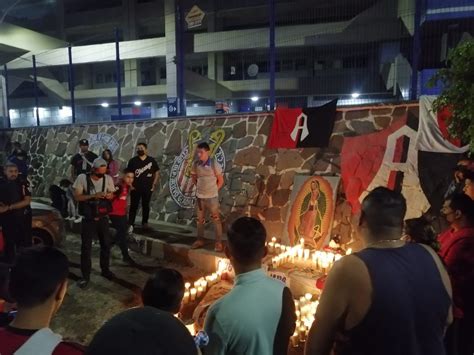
left=305, top=256, right=360, bottom=355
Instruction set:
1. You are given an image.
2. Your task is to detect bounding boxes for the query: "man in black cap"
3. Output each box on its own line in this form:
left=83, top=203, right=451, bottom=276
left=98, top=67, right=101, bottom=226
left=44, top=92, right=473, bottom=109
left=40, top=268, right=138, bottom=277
left=70, top=139, right=98, bottom=181
left=0, top=162, right=32, bottom=263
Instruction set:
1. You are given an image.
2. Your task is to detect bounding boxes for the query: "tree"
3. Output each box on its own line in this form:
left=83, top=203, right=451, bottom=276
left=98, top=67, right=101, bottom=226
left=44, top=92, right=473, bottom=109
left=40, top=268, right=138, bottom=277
left=428, top=39, right=474, bottom=153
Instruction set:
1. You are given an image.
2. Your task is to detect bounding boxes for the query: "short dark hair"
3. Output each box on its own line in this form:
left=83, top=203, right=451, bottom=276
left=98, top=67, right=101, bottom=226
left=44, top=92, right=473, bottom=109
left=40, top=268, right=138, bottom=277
left=463, top=169, right=474, bottom=181
left=137, top=142, right=148, bottom=149
left=59, top=179, right=72, bottom=188
left=227, top=217, right=267, bottom=264
left=123, top=168, right=135, bottom=175
left=361, top=187, right=407, bottom=235
left=447, top=193, right=474, bottom=224
left=197, top=142, right=210, bottom=151
left=404, top=217, right=439, bottom=252
left=4, top=162, right=17, bottom=170
left=142, top=268, right=184, bottom=313
left=9, top=246, right=69, bottom=307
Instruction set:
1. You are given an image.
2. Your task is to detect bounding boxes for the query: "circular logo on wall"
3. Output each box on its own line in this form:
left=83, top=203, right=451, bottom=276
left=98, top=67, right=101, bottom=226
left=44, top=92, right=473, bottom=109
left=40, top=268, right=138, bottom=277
left=88, top=133, right=119, bottom=155
left=169, top=129, right=226, bottom=209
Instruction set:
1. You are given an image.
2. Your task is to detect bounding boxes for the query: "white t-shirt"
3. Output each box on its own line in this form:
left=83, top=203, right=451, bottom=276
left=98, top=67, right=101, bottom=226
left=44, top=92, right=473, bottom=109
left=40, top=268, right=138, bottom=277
left=73, top=174, right=115, bottom=195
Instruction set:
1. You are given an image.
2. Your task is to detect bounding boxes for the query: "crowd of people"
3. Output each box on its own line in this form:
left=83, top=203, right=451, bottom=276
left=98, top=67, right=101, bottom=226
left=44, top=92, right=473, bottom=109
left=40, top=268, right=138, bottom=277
left=0, top=139, right=473, bottom=355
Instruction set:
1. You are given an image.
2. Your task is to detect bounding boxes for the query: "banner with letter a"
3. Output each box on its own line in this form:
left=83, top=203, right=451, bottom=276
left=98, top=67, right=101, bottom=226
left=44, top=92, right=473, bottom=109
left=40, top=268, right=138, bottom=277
left=267, top=99, right=338, bottom=148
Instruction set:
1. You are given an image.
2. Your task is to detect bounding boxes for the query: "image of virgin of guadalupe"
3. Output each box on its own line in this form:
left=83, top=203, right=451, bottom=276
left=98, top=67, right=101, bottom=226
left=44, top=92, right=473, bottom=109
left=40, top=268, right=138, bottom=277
left=298, top=180, right=326, bottom=247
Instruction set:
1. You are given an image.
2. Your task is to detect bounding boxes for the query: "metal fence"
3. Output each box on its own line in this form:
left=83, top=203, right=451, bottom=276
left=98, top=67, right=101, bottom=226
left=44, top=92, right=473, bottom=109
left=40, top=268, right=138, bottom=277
left=0, top=0, right=473, bottom=128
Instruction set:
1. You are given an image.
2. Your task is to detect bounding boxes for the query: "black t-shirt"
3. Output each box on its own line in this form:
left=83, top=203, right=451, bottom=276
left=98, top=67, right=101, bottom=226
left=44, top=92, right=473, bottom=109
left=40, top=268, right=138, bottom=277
left=71, top=151, right=98, bottom=177
left=127, top=156, right=159, bottom=191
left=0, top=177, right=31, bottom=219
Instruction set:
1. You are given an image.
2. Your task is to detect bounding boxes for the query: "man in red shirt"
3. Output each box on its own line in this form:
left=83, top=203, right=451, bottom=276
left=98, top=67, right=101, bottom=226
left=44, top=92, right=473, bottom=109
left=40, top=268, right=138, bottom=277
left=110, top=168, right=136, bottom=264
left=0, top=246, right=84, bottom=355
left=439, top=193, right=474, bottom=355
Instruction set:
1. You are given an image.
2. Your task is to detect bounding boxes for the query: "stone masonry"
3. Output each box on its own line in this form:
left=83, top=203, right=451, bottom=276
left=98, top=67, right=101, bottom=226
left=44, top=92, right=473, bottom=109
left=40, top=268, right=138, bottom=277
left=1, top=102, right=419, bottom=244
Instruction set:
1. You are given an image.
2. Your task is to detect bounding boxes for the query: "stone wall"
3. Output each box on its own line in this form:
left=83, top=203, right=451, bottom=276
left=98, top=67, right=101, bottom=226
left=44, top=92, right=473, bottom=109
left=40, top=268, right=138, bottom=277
left=2, top=102, right=419, bottom=243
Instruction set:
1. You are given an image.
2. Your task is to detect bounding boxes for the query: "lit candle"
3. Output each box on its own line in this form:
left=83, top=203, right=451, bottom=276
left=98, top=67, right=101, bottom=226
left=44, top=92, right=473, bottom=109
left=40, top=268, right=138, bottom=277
left=197, top=286, right=203, bottom=298
left=183, top=291, right=190, bottom=304
left=304, top=249, right=310, bottom=260
left=268, top=242, right=274, bottom=253
left=272, top=237, right=277, bottom=243
left=346, top=248, right=353, bottom=255
left=275, top=243, right=281, bottom=254
left=335, top=254, right=342, bottom=262
left=300, top=238, right=305, bottom=246
left=194, top=281, right=200, bottom=288
left=201, top=280, right=208, bottom=292
left=291, top=332, right=299, bottom=347
left=185, top=282, right=191, bottom=291
left=190, top=288, right=197, bottom=301
left=297, top=248, right=303, bottom=260
left=305, top=293, right=312, bottom=302
left=299, top=326, right=307, bottom=342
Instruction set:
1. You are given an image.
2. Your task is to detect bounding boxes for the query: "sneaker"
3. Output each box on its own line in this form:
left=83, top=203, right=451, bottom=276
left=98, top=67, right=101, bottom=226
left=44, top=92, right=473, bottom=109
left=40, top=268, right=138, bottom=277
left=74, top=216, right=82, bottom=223
left=127, top=225, right=134, bottom=234
left=101, top=270, right=116, bottom=280
left=77, top=279, right=89, bottom=289
left=122, top=256, right=137, bottom=266
left=65, top=216, right=74, bottom=221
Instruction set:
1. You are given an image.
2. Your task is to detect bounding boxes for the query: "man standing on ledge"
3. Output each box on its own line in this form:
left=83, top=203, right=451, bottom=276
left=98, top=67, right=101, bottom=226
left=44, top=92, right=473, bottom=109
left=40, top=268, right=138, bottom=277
left=127, top=143, right=160, bottom=231
left=191, top=142, right=224, bottom=252
left=70, top=139, right=98, bottom=181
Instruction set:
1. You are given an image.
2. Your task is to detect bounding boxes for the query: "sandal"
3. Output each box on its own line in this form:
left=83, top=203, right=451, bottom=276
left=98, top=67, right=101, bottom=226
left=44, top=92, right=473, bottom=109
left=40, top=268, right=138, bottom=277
left=191, top=239, right=206, bottom=249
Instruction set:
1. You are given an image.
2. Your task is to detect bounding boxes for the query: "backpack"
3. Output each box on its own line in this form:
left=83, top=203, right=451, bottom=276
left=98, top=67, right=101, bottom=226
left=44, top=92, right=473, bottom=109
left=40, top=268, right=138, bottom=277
left=78, top=175, right=112, bottom=220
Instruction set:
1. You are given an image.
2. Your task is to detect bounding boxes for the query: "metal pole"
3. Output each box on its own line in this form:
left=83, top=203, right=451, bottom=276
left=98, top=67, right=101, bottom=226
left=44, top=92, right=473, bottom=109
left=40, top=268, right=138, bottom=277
left=32, top=55, right=40, bottom=126
left=410, top=0, right=422, bottom=100
left=176, top=2, right=185, bottom=116
left=115, top=28, right=122, bottom=120
left=68, top=45, right=76, bottom=123
left=3, top=64, right=11, bottom=128
left=269, top=0, right=276, bottom=110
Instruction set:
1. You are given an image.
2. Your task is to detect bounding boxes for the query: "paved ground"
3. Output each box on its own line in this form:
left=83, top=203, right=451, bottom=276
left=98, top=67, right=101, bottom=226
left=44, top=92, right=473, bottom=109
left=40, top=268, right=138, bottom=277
left=52, top=232, right=204, bottom=345
left=52, top=231, right=305, bottom=354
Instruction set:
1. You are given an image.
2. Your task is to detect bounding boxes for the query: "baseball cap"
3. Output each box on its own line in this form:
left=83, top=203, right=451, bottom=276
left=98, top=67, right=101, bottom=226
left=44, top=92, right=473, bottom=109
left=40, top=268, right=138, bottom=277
left=92, top=158, right=108, bottom=169
left=87, top=307, right=197, bottom=355
left=79, top=139, right=89, bottom=146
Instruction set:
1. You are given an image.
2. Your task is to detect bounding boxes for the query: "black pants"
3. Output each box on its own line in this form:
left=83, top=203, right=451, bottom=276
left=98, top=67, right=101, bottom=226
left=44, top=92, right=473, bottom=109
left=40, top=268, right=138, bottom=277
left=81, top=217, right=111, bottom=280
left=129, top=189, right=152, bottom=226
left=109, top=215, right=130, bottom=259
left=1, top=212, right=32, bottom=264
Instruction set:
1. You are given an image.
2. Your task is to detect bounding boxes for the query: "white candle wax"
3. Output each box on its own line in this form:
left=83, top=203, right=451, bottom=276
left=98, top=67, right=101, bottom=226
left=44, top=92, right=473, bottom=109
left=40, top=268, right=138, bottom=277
left=197, top=286, right=203, bottom=298
left=190, top=288, right=197, bottom=301
left=183, top=291, right=190, bottom=304
left=185, top=282, right=191, bottom=291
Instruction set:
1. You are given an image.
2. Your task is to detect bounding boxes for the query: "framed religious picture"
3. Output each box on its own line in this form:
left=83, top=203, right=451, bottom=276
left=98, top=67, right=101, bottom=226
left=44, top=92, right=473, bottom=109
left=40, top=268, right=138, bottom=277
left=284, top=175, right=340, bottom=249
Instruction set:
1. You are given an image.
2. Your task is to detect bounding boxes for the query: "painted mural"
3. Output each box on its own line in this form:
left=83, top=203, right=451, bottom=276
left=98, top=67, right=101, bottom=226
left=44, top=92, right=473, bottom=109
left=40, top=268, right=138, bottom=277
left=169, top=128, right=226, bottom=209
left=285, top=175, right=340, bottom=249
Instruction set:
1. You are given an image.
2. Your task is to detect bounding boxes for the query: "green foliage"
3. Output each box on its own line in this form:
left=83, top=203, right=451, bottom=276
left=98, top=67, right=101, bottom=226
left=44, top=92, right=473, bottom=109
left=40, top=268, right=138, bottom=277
left=427, top=39, right=474, bottom=153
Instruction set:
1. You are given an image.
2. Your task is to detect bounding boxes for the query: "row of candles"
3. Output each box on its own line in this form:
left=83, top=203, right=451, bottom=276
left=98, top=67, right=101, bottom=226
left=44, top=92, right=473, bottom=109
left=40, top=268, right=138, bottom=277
left=182, top=272, right=222, bottom=304
left=268, top=237, right=350, bottom=274
left=291, top=293, right=319, bottom=347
